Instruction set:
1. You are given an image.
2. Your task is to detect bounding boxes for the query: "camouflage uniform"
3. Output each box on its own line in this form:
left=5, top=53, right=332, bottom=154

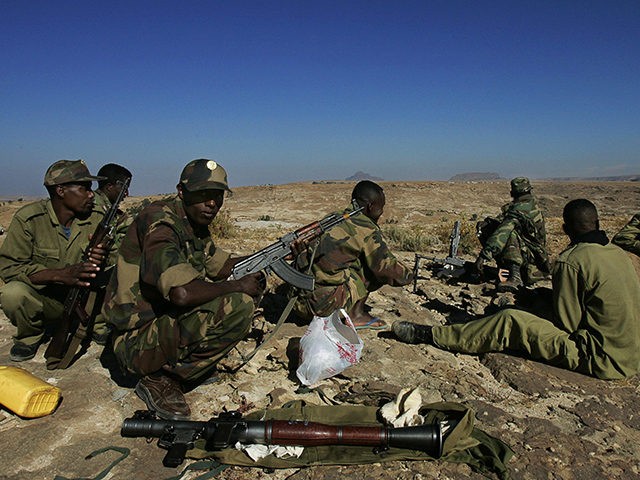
left=478, top=178, right=549, bottom=282
left=104, top=196, right=255, bottom=383
left=612, top=213, right=640, bottom=257
left=92, top=189, right=133, bottom=337
left=0, top=160, right=105, bottom=347
left=294, top=204, right=413, bottom=319
left=433, top=232, right=640, bottom=379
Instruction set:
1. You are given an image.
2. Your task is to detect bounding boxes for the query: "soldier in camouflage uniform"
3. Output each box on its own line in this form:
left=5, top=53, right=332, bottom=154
left=91, top=162, right=133, bottom=344
left=293, top=180, right=413, bottom=330
left=612, top=213, right=640, bottom=257
left=103, top=159, right=264, bottom=420
left=475, top=177, right=550, bottom=292
left=0, top=160, right=108, bottom=362
left=393, top=199, right=640, bottom=380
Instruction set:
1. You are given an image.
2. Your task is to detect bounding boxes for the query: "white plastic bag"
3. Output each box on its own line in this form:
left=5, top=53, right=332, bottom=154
left=296, top=309, right=364, bottom=386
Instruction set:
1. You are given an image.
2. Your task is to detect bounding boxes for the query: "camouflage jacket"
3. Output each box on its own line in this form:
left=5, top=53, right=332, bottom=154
left=307, top=205, right=413, bottom=288
left=553, top=234, right=640, bottom=379
left=0, top=199, right=104, bottom=288
left=104, top=196, right=230, bottom=332
left=612, top=213, right=640, bottom=256
left=93, top=189, right=133, bottom=259
left=480, top=193, right=548, bottom=268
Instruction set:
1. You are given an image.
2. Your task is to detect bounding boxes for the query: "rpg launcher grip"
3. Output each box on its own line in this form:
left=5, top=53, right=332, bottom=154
left=45, top=177, right=131, bottom=370
left=231, top=205, right=364, bottom=290
left=121, top=409, right=444, bottom=468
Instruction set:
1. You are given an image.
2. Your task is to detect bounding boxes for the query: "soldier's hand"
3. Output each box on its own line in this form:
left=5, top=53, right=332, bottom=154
left=236, top=272, right=266, bottom=296
left=87, top=243, right=108, bottom=265
left=59, top=261, right=101, bottom=287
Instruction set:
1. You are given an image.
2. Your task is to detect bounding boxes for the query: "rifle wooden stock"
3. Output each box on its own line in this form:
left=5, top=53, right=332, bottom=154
left=121, top=410, right=443, bottom=468
left=45, top=177, right=131, bottom=369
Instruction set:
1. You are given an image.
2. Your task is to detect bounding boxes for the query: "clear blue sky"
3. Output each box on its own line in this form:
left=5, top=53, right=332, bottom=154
left=1, top=0, right=639, bottom=197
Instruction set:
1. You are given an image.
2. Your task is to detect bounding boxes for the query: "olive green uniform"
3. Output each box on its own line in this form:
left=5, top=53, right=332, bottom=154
left=612, top=213, right=640, bottom=257
left=432, top=235, right=640, bottom=379
left=104, top=196, right=254, bottom=383
left=0, top=199, right=104, bottom=346
left=294, top=205, right=413, bottom=319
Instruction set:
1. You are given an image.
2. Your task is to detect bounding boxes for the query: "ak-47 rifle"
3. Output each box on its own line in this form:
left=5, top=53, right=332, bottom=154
left=45, top=177, right=131, bottom=370
left=413, top=220, right=467, bottom=293
left=121, top=409, right=446, bottom=468
left=231, top=202, right=364, bottom=291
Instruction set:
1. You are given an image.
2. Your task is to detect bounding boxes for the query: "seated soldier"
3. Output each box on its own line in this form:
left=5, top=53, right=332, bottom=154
left=475, top=177, right=550, bottom=292
left=293, top=180, right=413, bottom=330
left=612, top=212, right=640, bottom=257
left=91, top=162, right=134, bottom=345
left=103, top=159, right=264, bottom=420
left=0, top=160, right=108, bottom=361
left=393, top=199, right=640, bottom=380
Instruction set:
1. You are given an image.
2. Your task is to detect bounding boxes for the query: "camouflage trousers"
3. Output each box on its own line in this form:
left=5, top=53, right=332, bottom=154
left=293, top=267, right=380, bottom=320
left=112, top=292, right=255, bottom=383
left=492, top=232, right=544, bottom=282
left=431, top=308, right=616, bottom=379
left=0, top=281, right=66, bottom=345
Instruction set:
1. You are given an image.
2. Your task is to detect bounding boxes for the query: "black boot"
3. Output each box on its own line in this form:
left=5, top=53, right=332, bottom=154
left=497, top=263, right=523, bottom=293
left=392, top=321, right=433, bottom=344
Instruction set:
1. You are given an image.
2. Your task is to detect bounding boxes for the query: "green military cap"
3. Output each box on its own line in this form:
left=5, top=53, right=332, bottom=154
left=510, top=177, right=532, bottom=194
left=179, top=159, right=230, bottom=192
left=43, top=159, right=106, bottom=186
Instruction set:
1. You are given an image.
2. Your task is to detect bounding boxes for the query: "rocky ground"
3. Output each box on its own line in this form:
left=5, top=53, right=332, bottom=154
left=0, top=179, right=639, bottom=480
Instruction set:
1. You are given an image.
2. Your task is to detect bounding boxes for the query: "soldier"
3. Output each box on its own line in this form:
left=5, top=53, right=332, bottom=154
left=475, top=177, right=550, bottom=292
left=94, top=163, right=132, bottom=213
left=91, top=162, right=134, bottom=344
left=293, top=180, right=413, bottom=330
left=103, top=159, right=264, bottom=420
left=612, top=212, right=640, bottom=257
left=0, top=160, right=108, bottom=361
left=393, top=199, right=640, bottom=380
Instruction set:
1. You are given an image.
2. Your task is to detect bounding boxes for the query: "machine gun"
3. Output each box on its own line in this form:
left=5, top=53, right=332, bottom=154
left=413, top=220, right=467, bottom=293
left=231, top=203, right=363, bottom=290
left=121, top=409, right=445, bottom=468
left=44, top=177, right=131, bottom=370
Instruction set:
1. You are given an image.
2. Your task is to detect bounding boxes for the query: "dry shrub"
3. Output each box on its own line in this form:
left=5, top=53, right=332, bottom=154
left=382, top=224, right=436, bottom=252
left=210, top=210, right=236, bottom=239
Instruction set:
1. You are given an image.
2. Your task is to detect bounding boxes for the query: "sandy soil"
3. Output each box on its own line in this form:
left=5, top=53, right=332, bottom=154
left=0, top=179, right=639, bottom=480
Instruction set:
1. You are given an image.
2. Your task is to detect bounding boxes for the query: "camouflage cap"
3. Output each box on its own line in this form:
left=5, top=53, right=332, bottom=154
left=179, top=159, right=230, bottom=192
left=510, top=177, right=532, bottom=194
left=43, top=159, right=106, bottom=186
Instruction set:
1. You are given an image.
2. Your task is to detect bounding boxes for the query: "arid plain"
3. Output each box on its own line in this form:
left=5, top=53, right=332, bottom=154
left=1, top=179, right=639, bottom=480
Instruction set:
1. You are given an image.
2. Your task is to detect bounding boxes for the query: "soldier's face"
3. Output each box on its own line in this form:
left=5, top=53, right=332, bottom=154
left=180, top=188, right=224, bottom=227
left=59, top=182, right=95, bottom=217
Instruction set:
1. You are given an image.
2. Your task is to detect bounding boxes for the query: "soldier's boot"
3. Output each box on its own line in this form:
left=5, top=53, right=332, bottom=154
left=392, top=321, right=433, bottom=344
left=496, top=263, right=523, bottom=293
left=134, top=374, right=191, bottom=420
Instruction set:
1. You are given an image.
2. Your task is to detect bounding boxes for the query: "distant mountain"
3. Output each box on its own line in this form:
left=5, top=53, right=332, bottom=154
left=543, top=175, right=640, bottom=182
left=345, top=171, right=384, bottom=181
left=449, top=172, right=502, bottom=182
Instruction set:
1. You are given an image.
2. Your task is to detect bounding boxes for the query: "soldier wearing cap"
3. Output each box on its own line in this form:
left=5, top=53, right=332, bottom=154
left=0, top=159, right=109, bottom=362
left=474, top=177, right=550, bottom=292
left=103, top=159, right=264, bottom=420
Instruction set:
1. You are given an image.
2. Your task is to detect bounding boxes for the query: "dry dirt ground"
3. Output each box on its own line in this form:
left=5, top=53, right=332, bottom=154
left=1, top=180, right=640, bottom=480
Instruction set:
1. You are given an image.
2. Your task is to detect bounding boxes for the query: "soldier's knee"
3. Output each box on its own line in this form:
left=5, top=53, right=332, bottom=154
left=0, top=282, right=34, bottom=314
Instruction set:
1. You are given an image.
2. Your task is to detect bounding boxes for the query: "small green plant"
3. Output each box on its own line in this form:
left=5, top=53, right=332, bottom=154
left=258, top=215, right=272, bottom=221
